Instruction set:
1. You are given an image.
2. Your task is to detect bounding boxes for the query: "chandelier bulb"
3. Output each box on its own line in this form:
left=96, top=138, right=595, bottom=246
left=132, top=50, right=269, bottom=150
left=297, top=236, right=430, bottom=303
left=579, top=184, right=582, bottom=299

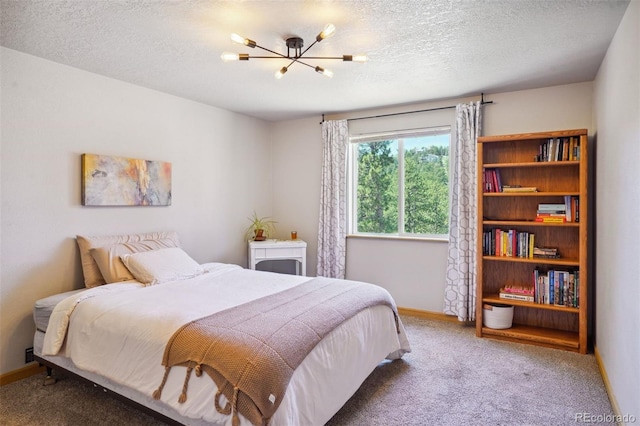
left=221, top=52, right=240, bottom=62
left=351, top=54, right=368, bottom=63
left=221, top=53, right=249, bottom=62
left=316, top=23, right=336, bottom=42
left=231, top=33, right=256, bottom=48
left=275, top=67, right=288, bottom=79
left=315, top=66, right=334, bottom=78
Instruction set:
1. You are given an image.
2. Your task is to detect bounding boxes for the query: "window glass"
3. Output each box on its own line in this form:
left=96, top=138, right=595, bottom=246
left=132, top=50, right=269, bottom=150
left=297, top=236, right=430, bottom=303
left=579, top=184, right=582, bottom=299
left=349, top=128, right=451, bottom=238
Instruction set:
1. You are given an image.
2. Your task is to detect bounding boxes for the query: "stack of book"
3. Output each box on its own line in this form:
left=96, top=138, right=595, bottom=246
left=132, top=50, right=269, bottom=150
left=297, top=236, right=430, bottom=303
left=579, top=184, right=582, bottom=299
left=535, top=203, right=566, bottom=223
left=499, top=285, right=534, bottom=302
left=533, top=247, right=559, bottom=258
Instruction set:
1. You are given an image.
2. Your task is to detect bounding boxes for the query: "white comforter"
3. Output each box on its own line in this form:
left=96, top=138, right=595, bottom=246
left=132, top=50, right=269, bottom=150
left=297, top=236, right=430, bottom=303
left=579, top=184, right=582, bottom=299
left=43, top=263, right=410, bottom=426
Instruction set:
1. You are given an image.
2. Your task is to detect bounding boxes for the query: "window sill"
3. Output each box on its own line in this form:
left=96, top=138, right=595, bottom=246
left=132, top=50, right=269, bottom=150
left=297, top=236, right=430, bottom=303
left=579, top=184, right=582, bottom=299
left=346, top=234, right=449, bottom=243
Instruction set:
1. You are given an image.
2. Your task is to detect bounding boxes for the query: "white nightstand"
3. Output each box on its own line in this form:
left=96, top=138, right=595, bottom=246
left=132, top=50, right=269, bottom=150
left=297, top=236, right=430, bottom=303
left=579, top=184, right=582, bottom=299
left=248, top=239, right=307, bottom=276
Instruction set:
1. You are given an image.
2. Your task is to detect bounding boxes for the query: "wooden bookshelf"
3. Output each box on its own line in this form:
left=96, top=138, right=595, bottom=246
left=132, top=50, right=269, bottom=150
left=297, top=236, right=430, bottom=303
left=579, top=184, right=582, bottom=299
left=476, top=129, right=588, bottom=353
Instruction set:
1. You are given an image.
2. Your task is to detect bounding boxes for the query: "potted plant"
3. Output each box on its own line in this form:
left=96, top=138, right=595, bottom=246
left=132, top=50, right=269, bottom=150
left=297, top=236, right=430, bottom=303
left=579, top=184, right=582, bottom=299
left=244, top=212, right=277, bottom=241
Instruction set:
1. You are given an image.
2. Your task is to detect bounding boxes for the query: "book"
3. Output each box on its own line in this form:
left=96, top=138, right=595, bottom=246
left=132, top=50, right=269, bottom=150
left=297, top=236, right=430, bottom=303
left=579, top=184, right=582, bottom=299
left=538, top=203, right=566, bottom=211
left=495, top=169, right=502, bottom=192
left=491, top=169, right=499, bottom=193
left=499, top=292, right=534, bottom=302
left=535, top=216, right=566, bottom=223
left=575, top=270, right=580, bottom=307
left=502, top=186, right=537, bottom=193
left=543, top=275, right=550, bottom=304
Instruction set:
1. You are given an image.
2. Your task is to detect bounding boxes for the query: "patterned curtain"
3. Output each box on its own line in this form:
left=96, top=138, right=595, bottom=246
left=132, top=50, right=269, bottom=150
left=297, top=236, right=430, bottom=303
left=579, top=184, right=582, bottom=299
left=317, top=120, right=349, bottom=279
left=443, top=101, right=482, bottom=321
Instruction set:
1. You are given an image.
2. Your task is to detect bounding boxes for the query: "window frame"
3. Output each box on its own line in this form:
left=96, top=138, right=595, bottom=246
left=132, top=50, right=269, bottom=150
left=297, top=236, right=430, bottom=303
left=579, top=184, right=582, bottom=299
left=347, top=126, right=452, bottom=240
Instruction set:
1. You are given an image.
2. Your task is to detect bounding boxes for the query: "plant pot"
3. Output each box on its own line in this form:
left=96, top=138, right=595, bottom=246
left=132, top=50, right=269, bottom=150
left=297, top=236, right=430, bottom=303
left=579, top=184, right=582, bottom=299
left=254, top=229, right=266, bottom=241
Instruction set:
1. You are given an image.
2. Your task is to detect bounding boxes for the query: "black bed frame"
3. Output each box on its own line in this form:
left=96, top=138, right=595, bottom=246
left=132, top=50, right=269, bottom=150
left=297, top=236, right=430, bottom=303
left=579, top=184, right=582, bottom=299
left=35, top=354, right=183, bottom=425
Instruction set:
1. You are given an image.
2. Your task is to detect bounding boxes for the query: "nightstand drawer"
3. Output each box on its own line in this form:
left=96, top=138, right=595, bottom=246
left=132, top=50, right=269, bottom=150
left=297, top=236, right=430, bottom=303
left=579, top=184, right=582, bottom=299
left=255, top=247, right=302, bottom=259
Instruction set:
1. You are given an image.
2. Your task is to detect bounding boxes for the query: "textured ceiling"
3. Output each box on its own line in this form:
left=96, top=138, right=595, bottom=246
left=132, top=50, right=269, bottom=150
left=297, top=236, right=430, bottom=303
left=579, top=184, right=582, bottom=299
left=0, top=0, right=630, bottom=122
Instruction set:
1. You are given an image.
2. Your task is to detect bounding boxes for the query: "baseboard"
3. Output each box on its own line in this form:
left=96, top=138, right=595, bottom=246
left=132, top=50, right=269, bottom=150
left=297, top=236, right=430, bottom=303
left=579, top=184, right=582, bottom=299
left=0, top=362, right=46, bottom=386
left=594, top=345, right=623, bottom=419
left=397, top=307, right=462, bottom=323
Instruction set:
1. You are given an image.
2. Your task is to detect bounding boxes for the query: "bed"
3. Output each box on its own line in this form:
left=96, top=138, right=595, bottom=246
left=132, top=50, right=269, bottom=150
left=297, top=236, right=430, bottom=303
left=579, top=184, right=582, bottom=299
left=33, top=231, right=411, bottom=426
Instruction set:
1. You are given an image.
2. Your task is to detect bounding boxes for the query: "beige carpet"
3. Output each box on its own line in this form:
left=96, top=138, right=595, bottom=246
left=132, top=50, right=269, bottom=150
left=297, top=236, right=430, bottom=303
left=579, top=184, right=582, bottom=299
left=0, top=315, right=613, bottom=425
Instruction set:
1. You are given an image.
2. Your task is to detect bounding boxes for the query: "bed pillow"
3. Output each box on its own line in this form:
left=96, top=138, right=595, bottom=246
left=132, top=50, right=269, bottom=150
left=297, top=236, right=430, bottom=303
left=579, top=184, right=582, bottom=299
left=90, top=238, right=179, bottom=284
left=120, top=247, right=205, bottom=286
left=77, top=231, right=181, bottom=288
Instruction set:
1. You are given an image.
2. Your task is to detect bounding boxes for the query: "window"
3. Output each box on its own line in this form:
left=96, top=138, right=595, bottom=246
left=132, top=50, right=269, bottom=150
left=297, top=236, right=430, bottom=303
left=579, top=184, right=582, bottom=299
left=348, top=127, right=451, bottom=238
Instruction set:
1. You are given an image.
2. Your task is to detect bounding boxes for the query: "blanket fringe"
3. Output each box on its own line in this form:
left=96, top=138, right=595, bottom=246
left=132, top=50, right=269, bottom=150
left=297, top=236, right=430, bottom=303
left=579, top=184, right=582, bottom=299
left=214, top=388, right=232, bottom=415
left=231, top=386, right=240, bottom=426
left=152, top=366, right=171, bottom=400
left=178, top=366, right=194, bottom=403
left=213, top=385, right=241, bottom=426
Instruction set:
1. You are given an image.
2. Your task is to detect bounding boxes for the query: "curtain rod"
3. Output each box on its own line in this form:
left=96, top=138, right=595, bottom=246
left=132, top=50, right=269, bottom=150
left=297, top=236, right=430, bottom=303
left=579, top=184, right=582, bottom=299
left=321, top=93, right=493, bottom=123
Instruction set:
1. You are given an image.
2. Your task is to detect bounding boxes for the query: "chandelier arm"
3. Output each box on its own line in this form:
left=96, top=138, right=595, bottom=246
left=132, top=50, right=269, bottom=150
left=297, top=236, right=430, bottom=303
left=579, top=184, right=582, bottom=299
left=297, top=39, right=319, bottom=58
left=291, top=59, right=317, bottom=70
left=253, top=44, right=288, bottom=58
left=280, top=53, right=320, bottom=71
left=242, top=55, right=346, bottom=60
left=246, top=55, right=295, bottom=59
left=295, top=56, right=345, bottom=60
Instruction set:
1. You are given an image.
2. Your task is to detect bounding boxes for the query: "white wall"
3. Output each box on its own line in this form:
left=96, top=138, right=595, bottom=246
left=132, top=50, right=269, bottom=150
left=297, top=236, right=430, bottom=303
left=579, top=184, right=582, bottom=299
left=0, top=48, right=273, bottom=374
left=270, top=117, right=323, bottom=275
left=272, top=83, right=593, bottom=312
left=593, top=0, right=640, bottom=420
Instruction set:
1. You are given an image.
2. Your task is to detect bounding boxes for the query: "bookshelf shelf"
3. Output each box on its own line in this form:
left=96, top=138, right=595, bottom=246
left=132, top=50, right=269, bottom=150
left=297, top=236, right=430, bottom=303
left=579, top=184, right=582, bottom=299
left=477, top=129, right=589, bottom=354
left=483, top=192, right=581, bottom=197
left=481, top=325, right=580, bottom=350
left=482, top=256, right=580, bottom=266
left=484, top=161, right=580, bottom=168
left=483, top=220, right=580, bottom=228
left=483, top=294, right=580, bottom=313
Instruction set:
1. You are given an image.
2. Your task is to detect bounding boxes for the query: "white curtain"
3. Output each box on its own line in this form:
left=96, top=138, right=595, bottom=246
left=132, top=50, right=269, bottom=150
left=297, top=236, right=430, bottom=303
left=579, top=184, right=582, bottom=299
left=444, top=101, right=482, bottom=322
left=317, top=120, right=349, bottom=279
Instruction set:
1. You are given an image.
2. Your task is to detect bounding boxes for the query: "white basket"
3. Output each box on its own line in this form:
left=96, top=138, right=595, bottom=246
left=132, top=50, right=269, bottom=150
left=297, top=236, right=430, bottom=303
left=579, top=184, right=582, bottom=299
left=483, top=303, right=514, bottom=329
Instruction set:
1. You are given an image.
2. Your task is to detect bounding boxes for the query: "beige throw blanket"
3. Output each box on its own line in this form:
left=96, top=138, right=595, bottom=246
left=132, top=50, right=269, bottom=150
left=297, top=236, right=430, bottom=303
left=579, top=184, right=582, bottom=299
left=152, top=277, right=400, bottom=426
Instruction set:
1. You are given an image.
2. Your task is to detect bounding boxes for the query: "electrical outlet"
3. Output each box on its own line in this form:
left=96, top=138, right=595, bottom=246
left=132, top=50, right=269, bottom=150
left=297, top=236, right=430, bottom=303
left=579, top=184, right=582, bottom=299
left=25, top=347, right=34, bottom=363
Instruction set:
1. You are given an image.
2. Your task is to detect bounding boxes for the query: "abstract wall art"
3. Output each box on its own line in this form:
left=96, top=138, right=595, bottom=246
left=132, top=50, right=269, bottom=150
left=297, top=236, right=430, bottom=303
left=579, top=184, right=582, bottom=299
left=81, top=154, right=172, bottom=206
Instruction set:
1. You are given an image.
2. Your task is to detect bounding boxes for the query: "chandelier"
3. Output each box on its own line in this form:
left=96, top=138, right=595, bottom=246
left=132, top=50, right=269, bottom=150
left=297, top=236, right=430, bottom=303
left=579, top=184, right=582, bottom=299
left=221, top=24, right=368, bottom=79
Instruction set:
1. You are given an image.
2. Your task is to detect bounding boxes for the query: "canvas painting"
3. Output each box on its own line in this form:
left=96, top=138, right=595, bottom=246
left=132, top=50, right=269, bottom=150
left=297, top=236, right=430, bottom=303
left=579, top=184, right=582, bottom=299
left=82, top=154, right=172, bottom=206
